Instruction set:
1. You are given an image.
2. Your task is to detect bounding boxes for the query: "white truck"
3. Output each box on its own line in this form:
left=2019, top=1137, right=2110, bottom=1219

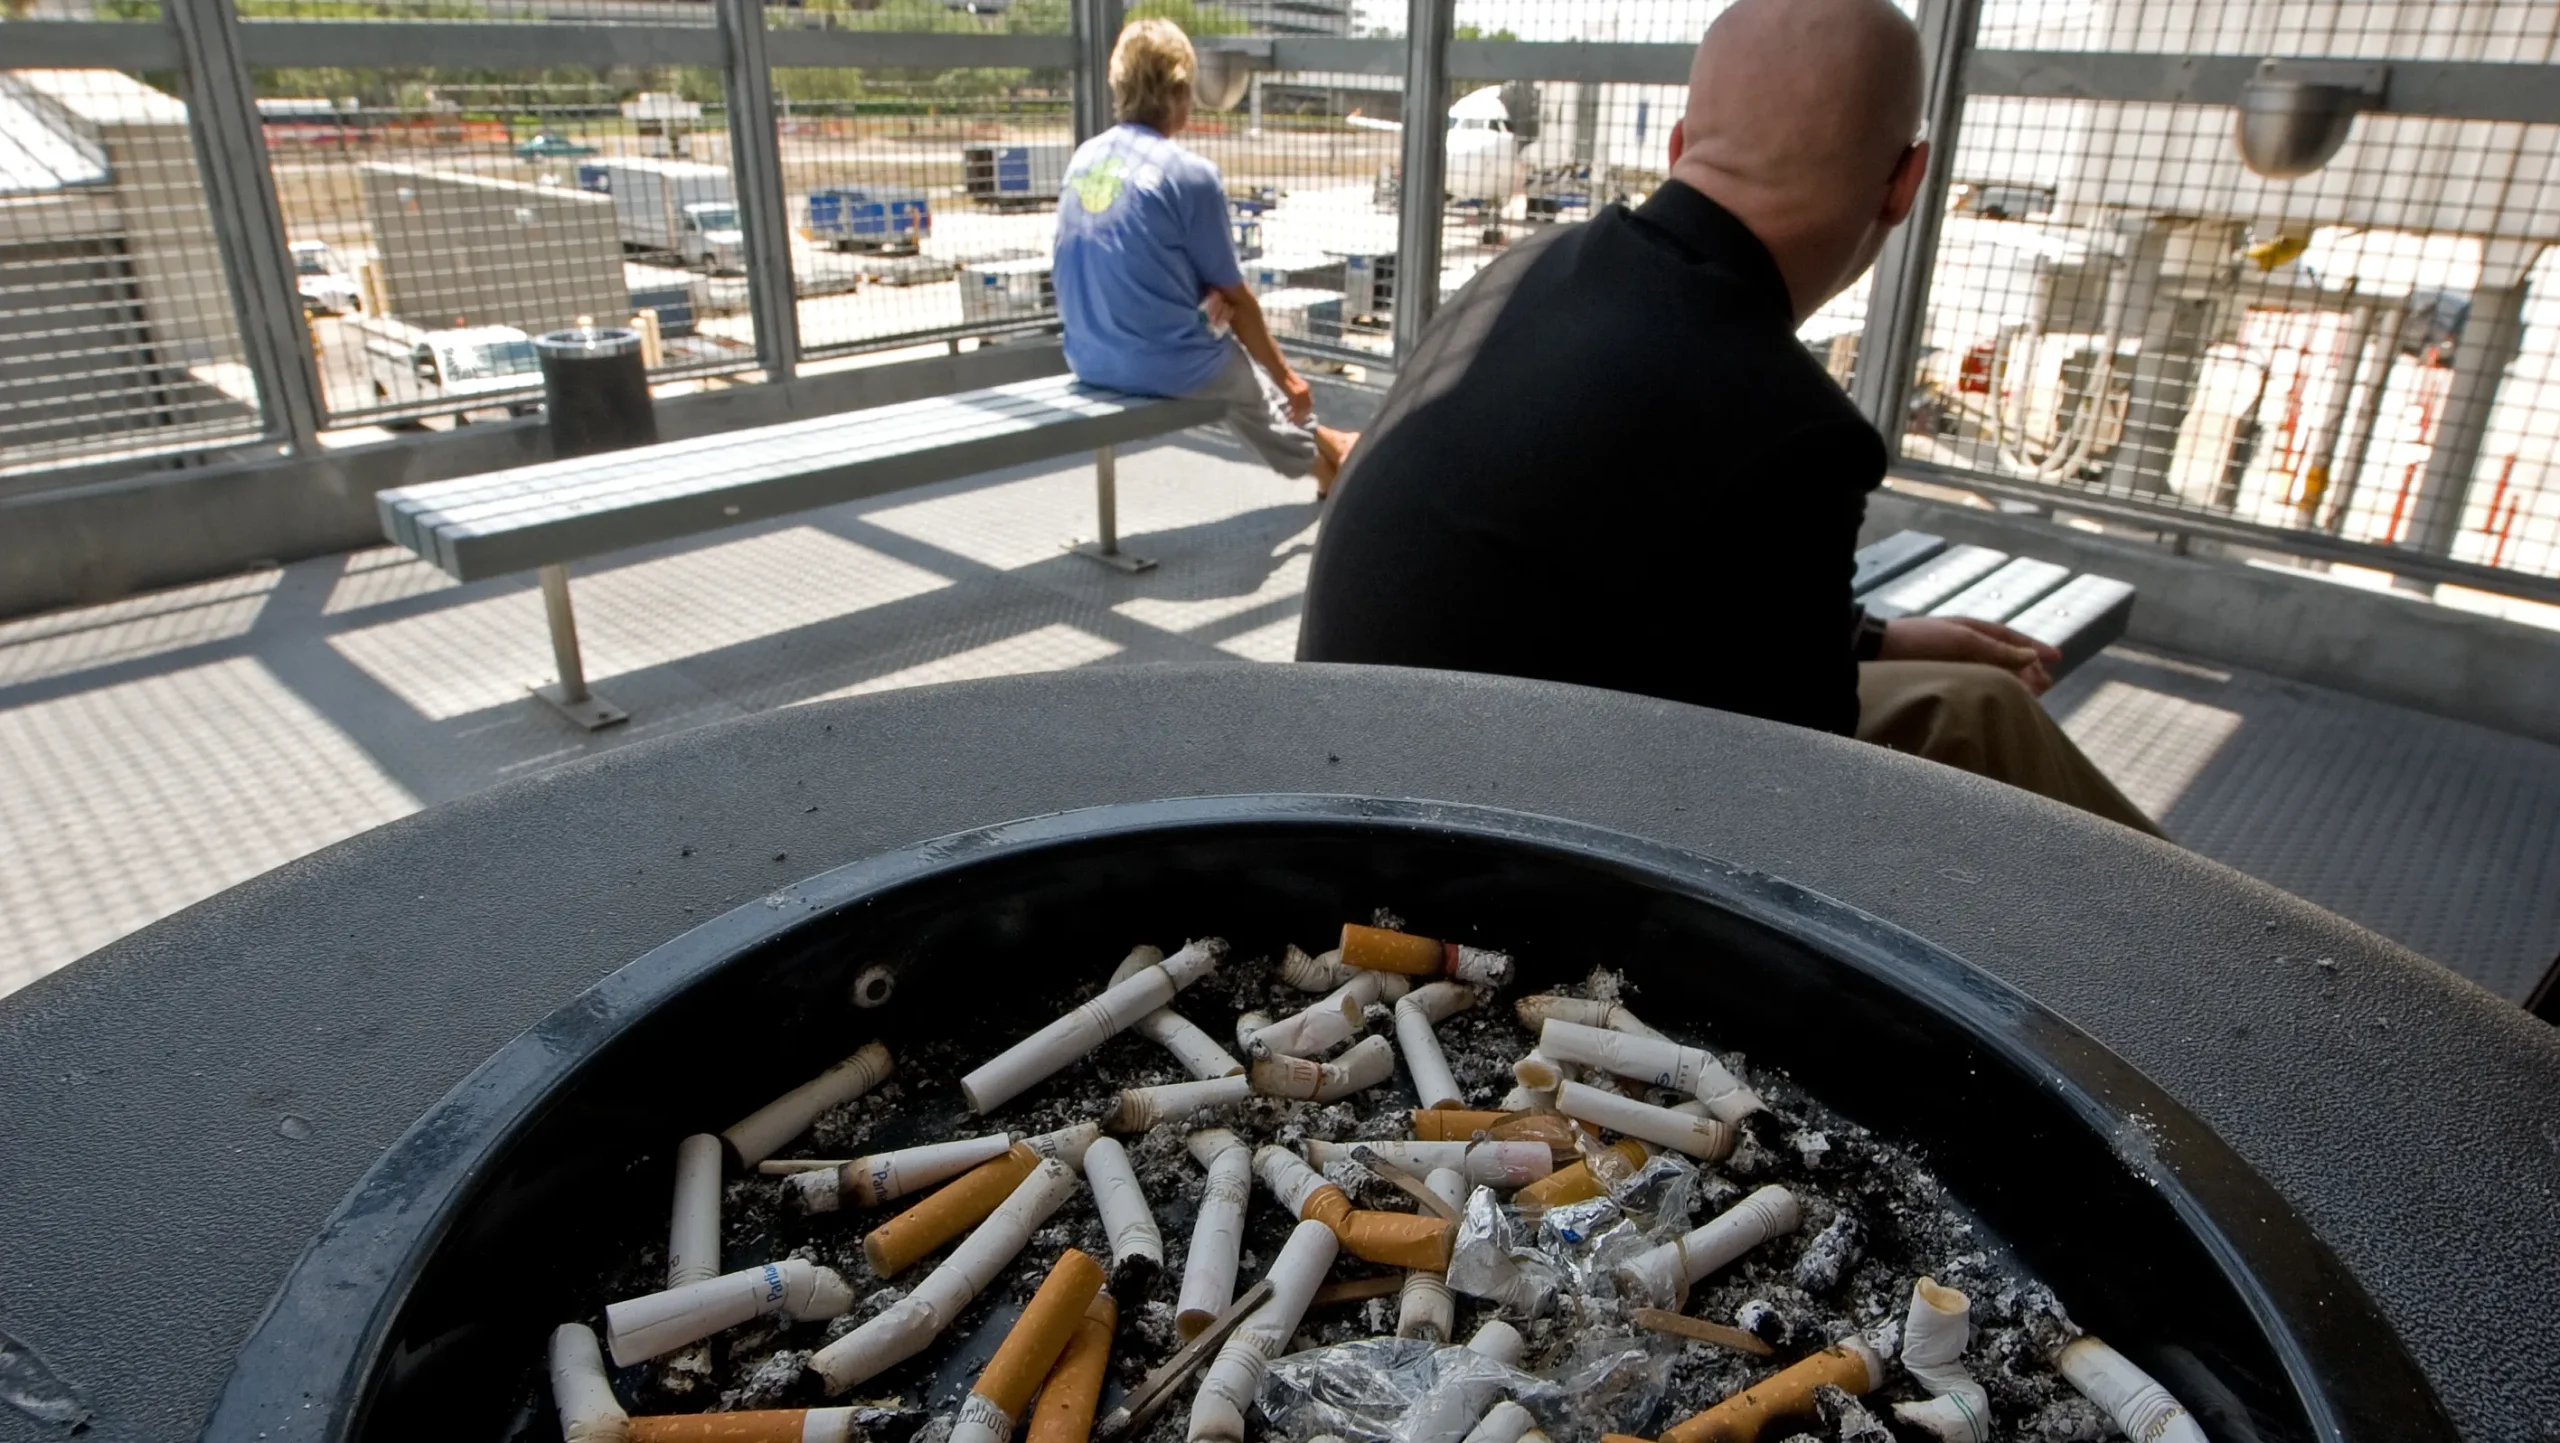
left=291, top=240, right=361, bottom=315
left=575, top=158, right=744, bottom=272
left=353, top=317, right=544, bottom=418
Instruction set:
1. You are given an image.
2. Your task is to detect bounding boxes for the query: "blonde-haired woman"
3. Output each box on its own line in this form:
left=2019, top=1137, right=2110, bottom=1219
left=1054, top=17, right=1356, bottom=493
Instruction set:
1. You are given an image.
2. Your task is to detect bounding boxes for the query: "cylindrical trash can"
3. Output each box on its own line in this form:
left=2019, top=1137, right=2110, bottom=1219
left=534, top=325, right=657, bottom=459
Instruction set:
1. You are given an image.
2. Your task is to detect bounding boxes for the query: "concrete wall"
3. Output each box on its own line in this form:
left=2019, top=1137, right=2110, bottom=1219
left=360, top=163, right=626, bottom=336
left=1863, top=489, right=2560, bottom=746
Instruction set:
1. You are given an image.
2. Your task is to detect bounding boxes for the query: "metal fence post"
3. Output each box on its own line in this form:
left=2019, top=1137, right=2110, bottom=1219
left=1072, top=0, right=1125, bottom=143
left=164, top=0, right=326, bottom=452
left=719, top=0, right=800, bottom=384
left=1391, top=0, right=1454, bottom=364
left=2401, top=267, right=2534, bottom=559
left=1846, top=0, right=1980, bottom=445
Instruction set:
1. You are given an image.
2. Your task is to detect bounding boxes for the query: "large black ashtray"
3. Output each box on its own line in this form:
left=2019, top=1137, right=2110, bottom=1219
left=203, top=796, right=2453, bottom=1443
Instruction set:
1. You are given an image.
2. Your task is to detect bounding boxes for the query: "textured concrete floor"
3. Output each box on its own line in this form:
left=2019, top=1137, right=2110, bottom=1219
left=2, top=423, right=2553, bottom=1001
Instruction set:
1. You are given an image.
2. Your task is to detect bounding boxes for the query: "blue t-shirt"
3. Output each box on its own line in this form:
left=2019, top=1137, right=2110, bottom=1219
left=1053, top=123, right=1242, bottom=397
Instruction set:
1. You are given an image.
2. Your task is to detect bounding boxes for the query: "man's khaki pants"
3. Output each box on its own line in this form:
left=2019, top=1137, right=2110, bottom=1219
left=1856, top=662, right=2164, bottom=837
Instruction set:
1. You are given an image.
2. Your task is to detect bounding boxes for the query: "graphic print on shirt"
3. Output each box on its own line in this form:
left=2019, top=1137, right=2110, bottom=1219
left=1067, top=154, right=1159, bottom=215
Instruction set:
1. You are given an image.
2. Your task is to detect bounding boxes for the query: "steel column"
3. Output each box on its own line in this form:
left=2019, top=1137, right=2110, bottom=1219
left=2401, top=279, right=2531, bottom=559
left=163, top=0, right=327, bottom=452
left=1848, top=0, right=1979, bottom=443
left=1072, top=0, right=1125, bottom=142
left=1392, top=0, right=1456, bottom=363
left=719, top=0, right=800, bottom=383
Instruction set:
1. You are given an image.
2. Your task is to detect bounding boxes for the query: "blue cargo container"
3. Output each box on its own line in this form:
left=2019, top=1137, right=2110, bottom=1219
left=805, top=186, right=931, bottom=252
left=626, top=283, right=697, bottom=339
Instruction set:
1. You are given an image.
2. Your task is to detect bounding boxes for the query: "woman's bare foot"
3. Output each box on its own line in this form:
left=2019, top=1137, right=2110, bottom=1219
left=1312, top=426, right=1359, bottom=498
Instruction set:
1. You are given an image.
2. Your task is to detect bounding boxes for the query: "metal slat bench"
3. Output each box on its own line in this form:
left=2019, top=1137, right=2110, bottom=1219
left=375, top=376, right=1223, bottom=728
left=1851, top=529, right=2136, bottom=678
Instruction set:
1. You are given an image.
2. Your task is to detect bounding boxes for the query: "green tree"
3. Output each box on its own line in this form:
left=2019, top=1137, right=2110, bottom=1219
left=1122, top=0, right=1248, bottom=36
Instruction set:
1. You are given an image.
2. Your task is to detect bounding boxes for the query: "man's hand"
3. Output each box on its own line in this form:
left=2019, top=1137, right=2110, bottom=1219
left=1278, top=368, right=1314, bottom=424
left=1879, top=615, right=2061, bottom=694
left=1201, top=288, right=1235, bottom=330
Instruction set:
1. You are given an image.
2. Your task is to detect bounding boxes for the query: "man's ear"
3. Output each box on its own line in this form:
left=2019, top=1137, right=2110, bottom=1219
left=1881, top=138, right=1929, bottom=226
left=1667, top=118, right=1686, bottom=172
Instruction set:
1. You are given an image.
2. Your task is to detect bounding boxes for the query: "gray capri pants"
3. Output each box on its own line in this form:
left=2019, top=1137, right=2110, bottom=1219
left=1185, top=342, right=1319, bottom=479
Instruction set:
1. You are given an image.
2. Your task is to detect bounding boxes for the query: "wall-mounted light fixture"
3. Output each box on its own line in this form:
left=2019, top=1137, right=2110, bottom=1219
left=2237, top=58, right=2389, bottom=179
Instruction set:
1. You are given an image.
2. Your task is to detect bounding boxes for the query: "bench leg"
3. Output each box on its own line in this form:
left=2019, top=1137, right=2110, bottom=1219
left=1070, top=443, right=1157, bottom=573
left=532, top=562, right=630, bottom=731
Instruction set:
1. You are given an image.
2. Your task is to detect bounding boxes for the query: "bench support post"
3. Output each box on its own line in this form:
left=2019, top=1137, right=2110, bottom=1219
left=1071, top=444, right=1157, bottom=573
left=533, top=563, right=630, bottom=731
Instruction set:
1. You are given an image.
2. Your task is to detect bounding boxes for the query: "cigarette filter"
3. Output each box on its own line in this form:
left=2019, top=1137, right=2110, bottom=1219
left=627, top=1410, right=858, bottom=1443
left=1537, top=1020, right=1719, bottom=1096
left=1511, top=1140, right=1649, bottom=1214
left=843, top=1132, right=1015, bottom=1209
left=1334, top=1209, right=1455, bottom=1270
left=1111, top=1075, right=1254, bottom=1131
left=949, top=1248, right=1108, bottom=1443
left=1255, top=1144, right=1350, bottom=1226
left=811, top=1158, right=1080, bottom=1394
left=1892, top=1277, right=1990, bottom=1443
left=669, top=1133, right=723, bottom=1288
left=1554, top=1081, right=1734, bottom=1161
left=1396, top=1268, right=1454, bottom=1342
left=1461, top=1401, right=1538, bottom=1443
left=1081, top=1138, right=1166, bottom=1297
left=1466, top=1318, right=1526, bottom=1366
left=1657, top=1339, right=1884, bottom=1443
left=963, top=939, right=1223, bottom=1114
left=2055, top=1337, right=2207, bottom=1443
left=863, top=1141, right=1039, bottom=1277
left=1488, top=1111, right=1587, bottom=1155
left=1187, top=1218, right=1341, bottom=1443
left=1396, top=1166, right=1468, bottom=1342
left=1278, top=943, right=1357, bottom=991
left=1409, top=1109, right=1508, bottom=1141
left=722, top=1042, right=892, bottom=1167
left=1245, top=974, right=1387, bottom=1058
left=1510, top=1052, right=1565, bottom=1091
left=1111, top=945, right=1244, bottom=1080
left=1513, top=994, right=1668, bottom=1040
left=1612, top=1185, right=1801, bottom=1308
left=549, top=1323, right=629, bottom=1443
left=1024, top=1119, right=1103, bottom=1167
left=1026, top=1294, right=1118, bottom=1443
left=1395, top=982, right=1476, bottom=1110
left=605, top=1259, right=854, bottom=1367
left=1249, top=1033, right=1395, bottom=1101
left=1177, top=1130, right=1252, bottom=1339
left=1339, top=924, right=1513, bottom=987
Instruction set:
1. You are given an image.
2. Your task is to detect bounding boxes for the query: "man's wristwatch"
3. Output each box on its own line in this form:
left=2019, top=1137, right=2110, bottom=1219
left=1853, top=610, right=1891, bottom=662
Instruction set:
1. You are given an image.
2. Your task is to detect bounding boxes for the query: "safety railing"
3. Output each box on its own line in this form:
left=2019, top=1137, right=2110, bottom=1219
left=5, top=0, right=2559, bottom=598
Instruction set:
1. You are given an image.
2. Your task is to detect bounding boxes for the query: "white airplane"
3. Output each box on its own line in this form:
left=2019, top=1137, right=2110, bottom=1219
left=1347, top=85, right=1524, bottom=208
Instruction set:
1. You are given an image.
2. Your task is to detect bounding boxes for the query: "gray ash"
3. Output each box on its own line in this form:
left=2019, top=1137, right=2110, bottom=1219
left=531, top=949, right=2116, bottom=1443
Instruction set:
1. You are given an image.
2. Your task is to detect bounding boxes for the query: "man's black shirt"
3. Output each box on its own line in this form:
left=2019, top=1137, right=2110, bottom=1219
left=1296, top=180, right=1887, bottom=736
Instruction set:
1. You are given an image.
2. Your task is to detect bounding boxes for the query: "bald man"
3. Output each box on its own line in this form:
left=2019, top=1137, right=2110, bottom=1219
left=1298, top=0, right=2157, bottom=835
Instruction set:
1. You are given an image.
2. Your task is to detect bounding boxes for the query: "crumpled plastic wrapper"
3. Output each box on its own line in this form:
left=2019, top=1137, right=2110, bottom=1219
left=1260, top=1337, right=1563, bottom=1443
left=1447, top=1187, right=1559, bottom=1317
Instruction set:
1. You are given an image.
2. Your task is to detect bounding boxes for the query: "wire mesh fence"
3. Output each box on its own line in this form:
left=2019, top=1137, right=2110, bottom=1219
left=5, top=0, right=2560, bottom=587
left=253, top=69, right=762, bottom=425
left=1904, top=0, right=2560, bottom=582
left=1, top=67, right=265, bottom=482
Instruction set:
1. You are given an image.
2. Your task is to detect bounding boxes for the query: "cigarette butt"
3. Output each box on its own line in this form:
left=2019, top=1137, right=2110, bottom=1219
left=1339, top=924, right=1448, bottom=976
left=669, top=1133, right=723, bottom=1288
left=1658, top=1339, right=1884, bottom=1443
left=845, top=1132, right=1015, bottom=1209
left=1082, top=1138, right=1166, bottom=1298
left=722, top=1043, right=891, bottom=1167
left=756, top=1158, right=850, bottom=1175
left=1461, top=1400, right=1537, bottom=1443
left=1514, top=994, right=1667, bottom=1040
left=1540, top=1020, right=1761, bottom=1122
left=1112, top=1075, right=1254, bottom=1131
left=964, top=940, right=1223, bottom=1114
left=1491, top=1112, right=1587, bottom=1155
left=864, top=1142, right=1040, bottom=1277
left=1244, top=983, right=1369, bottom=1059
left=606, top=1260, right=854, bottom=1366
left=628, top=1410, right=857, bottom=1443
left=1513, top=1141, right=1649, bottom=1213
left=1555, top=1081, right=1734, bottom=1161
left=1176, top=1130, right=1251, bottom=1339
left=1410, top=1109, right=1508, bottom=1140
left=1112, top=946, right=1244, bottom=1080
left=1250, top=1034, right=1395, bottom=1101
left=1615, top=1185, right=1800, bottom=1308
left=550, top=1323, right=630, bottom=1443
left=1396, top=1268, right=1453, bottom=1342
left=1334, top=1209, right=1453, bottom=1269
left=1466, top=1318, right=1526, bottom=1367
left=953, top=1248, right=1108, bottom=1443
left=1026, top=1294, right=1119, bottom=1443
left=1188, top=1219, right=1339, bottom=1443
left=1396, top=982, right=1476, bottom=1109
left=1511, top=1053, right=1565, bottom=1092
left=2056, top=1337, right=2207, bottom=1443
